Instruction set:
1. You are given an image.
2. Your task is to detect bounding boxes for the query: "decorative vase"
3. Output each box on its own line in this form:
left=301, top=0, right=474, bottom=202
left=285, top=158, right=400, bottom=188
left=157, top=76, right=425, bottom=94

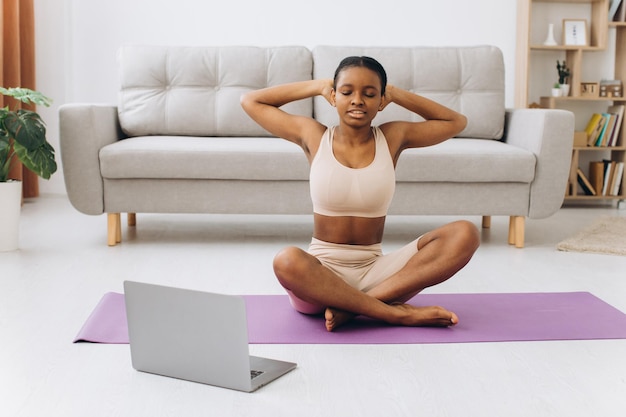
left=543, top=23, right=558, bottom=46
left=560, top=84, right=570, bottom=97
left=0, top=180, right=22, bottom=251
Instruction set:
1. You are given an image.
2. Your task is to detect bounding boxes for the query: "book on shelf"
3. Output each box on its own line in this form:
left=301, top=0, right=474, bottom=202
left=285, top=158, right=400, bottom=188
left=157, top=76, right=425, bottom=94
left=607, top=104, right=624, bottom=147
left=602, top=160, right=615, bottom=196
left=588, top=160, right=624, bottom=196
left=582, top=105, right=624, bottom=147
left=603, top=160, right=626, bottom=196
left=613, top=0, right=626, bottom=22
left=610, top=0, right=624, bottom=21
left=589, top=161, right=605, bottom=194
left=595, top=113, right=613, bottom=147
left=606, top=161, right=624, bottom=196
left=604, top=114, right=617, bottom=146
left=577, top=168, right=596, bottom=196
left=584, top=113, right=606, bottom=146
left=612, top=162, right=624, bottom=195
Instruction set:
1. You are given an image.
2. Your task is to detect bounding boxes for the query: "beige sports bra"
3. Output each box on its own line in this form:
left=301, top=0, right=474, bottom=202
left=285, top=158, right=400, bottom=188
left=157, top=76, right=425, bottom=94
left=309, top=126, right=396, bottom=218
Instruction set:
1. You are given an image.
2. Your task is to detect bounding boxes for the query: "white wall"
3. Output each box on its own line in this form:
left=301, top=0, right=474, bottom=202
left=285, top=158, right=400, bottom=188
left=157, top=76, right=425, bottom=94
left=33, top=0, right=518, bottom=195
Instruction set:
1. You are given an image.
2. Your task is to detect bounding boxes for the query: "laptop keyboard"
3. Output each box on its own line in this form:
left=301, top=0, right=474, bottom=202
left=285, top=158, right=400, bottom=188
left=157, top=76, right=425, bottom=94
left=250, top=370, right=265, bottom=379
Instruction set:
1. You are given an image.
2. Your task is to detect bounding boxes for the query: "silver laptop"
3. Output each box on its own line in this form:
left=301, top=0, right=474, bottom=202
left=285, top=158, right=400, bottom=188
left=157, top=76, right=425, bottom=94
left=123, top=281, right=296, bottom=392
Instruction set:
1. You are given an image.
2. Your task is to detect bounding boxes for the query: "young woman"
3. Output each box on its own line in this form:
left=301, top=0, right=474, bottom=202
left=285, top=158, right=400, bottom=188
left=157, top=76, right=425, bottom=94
left=241, top=56, right=480, bottom=332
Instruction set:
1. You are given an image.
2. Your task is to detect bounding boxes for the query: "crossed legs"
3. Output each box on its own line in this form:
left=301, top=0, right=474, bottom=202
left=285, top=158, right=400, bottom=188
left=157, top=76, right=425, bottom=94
left=273, top=220, right=480, bottom=331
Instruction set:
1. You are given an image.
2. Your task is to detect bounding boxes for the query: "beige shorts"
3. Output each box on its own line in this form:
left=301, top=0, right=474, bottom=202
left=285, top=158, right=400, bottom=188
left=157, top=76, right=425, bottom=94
left=285, top=237, right=421, bottom=314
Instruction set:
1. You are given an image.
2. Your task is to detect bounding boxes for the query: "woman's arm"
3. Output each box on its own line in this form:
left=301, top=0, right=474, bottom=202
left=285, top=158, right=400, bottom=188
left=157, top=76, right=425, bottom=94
left=380, top=85, right=467, bottom=153
left=240, top=80, right=332, bottom=149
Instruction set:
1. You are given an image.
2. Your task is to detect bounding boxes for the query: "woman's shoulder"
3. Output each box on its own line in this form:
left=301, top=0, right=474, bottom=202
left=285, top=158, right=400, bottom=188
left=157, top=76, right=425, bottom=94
left=377, top=121, right=412, bottom=143
left=375, top=123, right=399, bottom=143
left=376, top=122, right=408, bottom=160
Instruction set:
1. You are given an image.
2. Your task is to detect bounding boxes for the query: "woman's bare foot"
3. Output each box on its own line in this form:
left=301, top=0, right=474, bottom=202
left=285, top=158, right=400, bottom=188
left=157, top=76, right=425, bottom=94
left=391, top=303, right=458, bottom=327
left=325, top=307, right=356, bottom=332
left=324, top=304, right=458, bottom=332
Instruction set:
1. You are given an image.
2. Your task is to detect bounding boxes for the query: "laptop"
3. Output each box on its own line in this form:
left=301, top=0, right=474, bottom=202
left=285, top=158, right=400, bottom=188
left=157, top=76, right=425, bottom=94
left=123, top=281, right=297, bottom=392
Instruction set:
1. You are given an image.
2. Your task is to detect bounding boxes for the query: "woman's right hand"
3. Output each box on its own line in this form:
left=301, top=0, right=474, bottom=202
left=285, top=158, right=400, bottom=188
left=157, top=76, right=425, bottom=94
left=320, top=79, right=334, bottom=105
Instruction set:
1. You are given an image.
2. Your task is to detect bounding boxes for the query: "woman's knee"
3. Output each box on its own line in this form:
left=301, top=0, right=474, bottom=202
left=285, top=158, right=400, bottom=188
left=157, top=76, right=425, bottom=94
left=447, top=221, right=480, bottom=260
left=273, top=246, right=309, bottom=286
left=456, top=220, right=480, bottom=248
left=432, top=220, right=480, bottom=253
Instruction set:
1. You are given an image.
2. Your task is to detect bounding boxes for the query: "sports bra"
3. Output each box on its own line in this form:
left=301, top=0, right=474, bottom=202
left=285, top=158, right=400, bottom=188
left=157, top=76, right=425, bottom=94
left=309, top=126, right=396, bottom=218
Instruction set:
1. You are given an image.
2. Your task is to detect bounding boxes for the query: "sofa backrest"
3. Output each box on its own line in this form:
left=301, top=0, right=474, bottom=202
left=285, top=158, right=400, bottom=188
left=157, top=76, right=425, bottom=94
left=117, top=45, right=313, bottom=137
left=312, top=45, right=505, bottom=139
left=117, top=45, right=505, bottom=140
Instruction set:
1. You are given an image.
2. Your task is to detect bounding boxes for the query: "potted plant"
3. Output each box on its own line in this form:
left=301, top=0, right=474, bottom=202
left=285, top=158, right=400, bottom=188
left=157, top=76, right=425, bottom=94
left=0, top=87, right=56, bottom=251
left=556, top=60, right=571, bottom=96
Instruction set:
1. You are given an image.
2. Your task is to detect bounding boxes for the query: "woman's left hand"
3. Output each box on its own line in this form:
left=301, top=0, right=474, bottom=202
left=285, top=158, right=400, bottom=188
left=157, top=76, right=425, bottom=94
left=380, top=84, right=395, bottom=112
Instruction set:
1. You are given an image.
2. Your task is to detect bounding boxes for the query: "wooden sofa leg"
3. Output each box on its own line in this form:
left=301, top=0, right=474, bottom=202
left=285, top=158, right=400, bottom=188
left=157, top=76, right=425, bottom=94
left=128, top=212, right=136, bottom=227
left=508, top=216, right=525, bottom=248
left=482, top=216, right=491, bottom=228
left=107, top=213, right=122, bottom=246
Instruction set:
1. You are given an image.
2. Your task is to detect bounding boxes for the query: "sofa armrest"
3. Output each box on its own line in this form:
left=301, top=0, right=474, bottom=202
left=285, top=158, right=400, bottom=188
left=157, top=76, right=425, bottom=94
left=59, top=104, right=126, bottom=215
left=503, top=108, right=574, bottom=219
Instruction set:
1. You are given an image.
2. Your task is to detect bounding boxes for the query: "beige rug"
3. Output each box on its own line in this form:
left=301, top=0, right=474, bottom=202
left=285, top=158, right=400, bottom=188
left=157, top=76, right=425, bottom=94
left=557, top=216, right=626, bottom=256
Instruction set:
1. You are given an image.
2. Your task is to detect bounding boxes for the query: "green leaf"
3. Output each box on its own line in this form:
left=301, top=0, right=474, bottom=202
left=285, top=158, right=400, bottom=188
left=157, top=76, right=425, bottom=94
left=0, top=87, right=56, bottom=181
left=0, top=145, right=13, bottom=182
left=13, top=141, right=57, bottom=180
left=2, top=109, right=46, bottom=150
left=0, top=135, right=9, bottom=151
left=0, top=87, right=52, bottom=107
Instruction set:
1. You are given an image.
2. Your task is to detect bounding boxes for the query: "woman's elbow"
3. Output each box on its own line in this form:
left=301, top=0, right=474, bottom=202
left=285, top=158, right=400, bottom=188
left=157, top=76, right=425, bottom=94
left=240, top=92, right=252, bottom=110
left=240, top=92, right=258, bottom=116
left=454, top=114, right=468, bottom=135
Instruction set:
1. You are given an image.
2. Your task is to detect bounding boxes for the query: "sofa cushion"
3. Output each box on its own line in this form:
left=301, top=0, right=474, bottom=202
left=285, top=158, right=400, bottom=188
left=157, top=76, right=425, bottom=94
left=100, top=137, right=534, bottom=184
left=396, top=139, right=535, bottom=183
left=100, top=137, right=310, bottom=181
left=312, top=45, right=505, bottom=140
left=118, top=45, right=313, bottom=137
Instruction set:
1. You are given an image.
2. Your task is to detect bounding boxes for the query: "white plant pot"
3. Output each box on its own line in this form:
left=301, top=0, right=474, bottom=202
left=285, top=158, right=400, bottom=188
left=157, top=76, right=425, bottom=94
left=560, top=84, right=570, bottom=97
left=0, top=181, right=22, bottom=251
left=551, top=88, right=562, bottom=97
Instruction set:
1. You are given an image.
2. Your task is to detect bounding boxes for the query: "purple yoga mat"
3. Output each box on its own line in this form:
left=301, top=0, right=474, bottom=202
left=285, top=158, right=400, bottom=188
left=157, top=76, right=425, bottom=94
left=74, top=292, right=129, bottom=344
left=73, top=291, right=626, bottom=344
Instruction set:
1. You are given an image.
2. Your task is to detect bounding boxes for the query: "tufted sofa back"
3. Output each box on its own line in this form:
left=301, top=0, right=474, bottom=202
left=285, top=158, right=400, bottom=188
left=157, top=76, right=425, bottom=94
left=117, top=45, right=504, bottom=140
left=312, top=45, right=505, bottom=139
left=118, top=45, right=313, bottom=137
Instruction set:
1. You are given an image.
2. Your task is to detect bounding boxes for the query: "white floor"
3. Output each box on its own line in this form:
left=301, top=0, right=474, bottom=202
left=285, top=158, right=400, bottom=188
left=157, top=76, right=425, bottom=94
left=2, top=195, right=626, bottom=417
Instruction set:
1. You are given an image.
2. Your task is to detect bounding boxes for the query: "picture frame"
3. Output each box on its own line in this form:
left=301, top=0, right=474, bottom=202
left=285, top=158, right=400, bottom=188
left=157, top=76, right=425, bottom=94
left=563, top=19, right=588, bottom=46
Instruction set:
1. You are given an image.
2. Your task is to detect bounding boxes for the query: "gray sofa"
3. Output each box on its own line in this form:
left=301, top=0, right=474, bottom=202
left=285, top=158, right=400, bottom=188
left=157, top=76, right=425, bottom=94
left=59, top=45, right=574, bottom=247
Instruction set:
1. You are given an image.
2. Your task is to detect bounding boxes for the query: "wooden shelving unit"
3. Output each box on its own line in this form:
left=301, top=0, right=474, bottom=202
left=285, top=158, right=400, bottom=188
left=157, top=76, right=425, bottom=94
left=516, top=0, right=625, bottom=201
